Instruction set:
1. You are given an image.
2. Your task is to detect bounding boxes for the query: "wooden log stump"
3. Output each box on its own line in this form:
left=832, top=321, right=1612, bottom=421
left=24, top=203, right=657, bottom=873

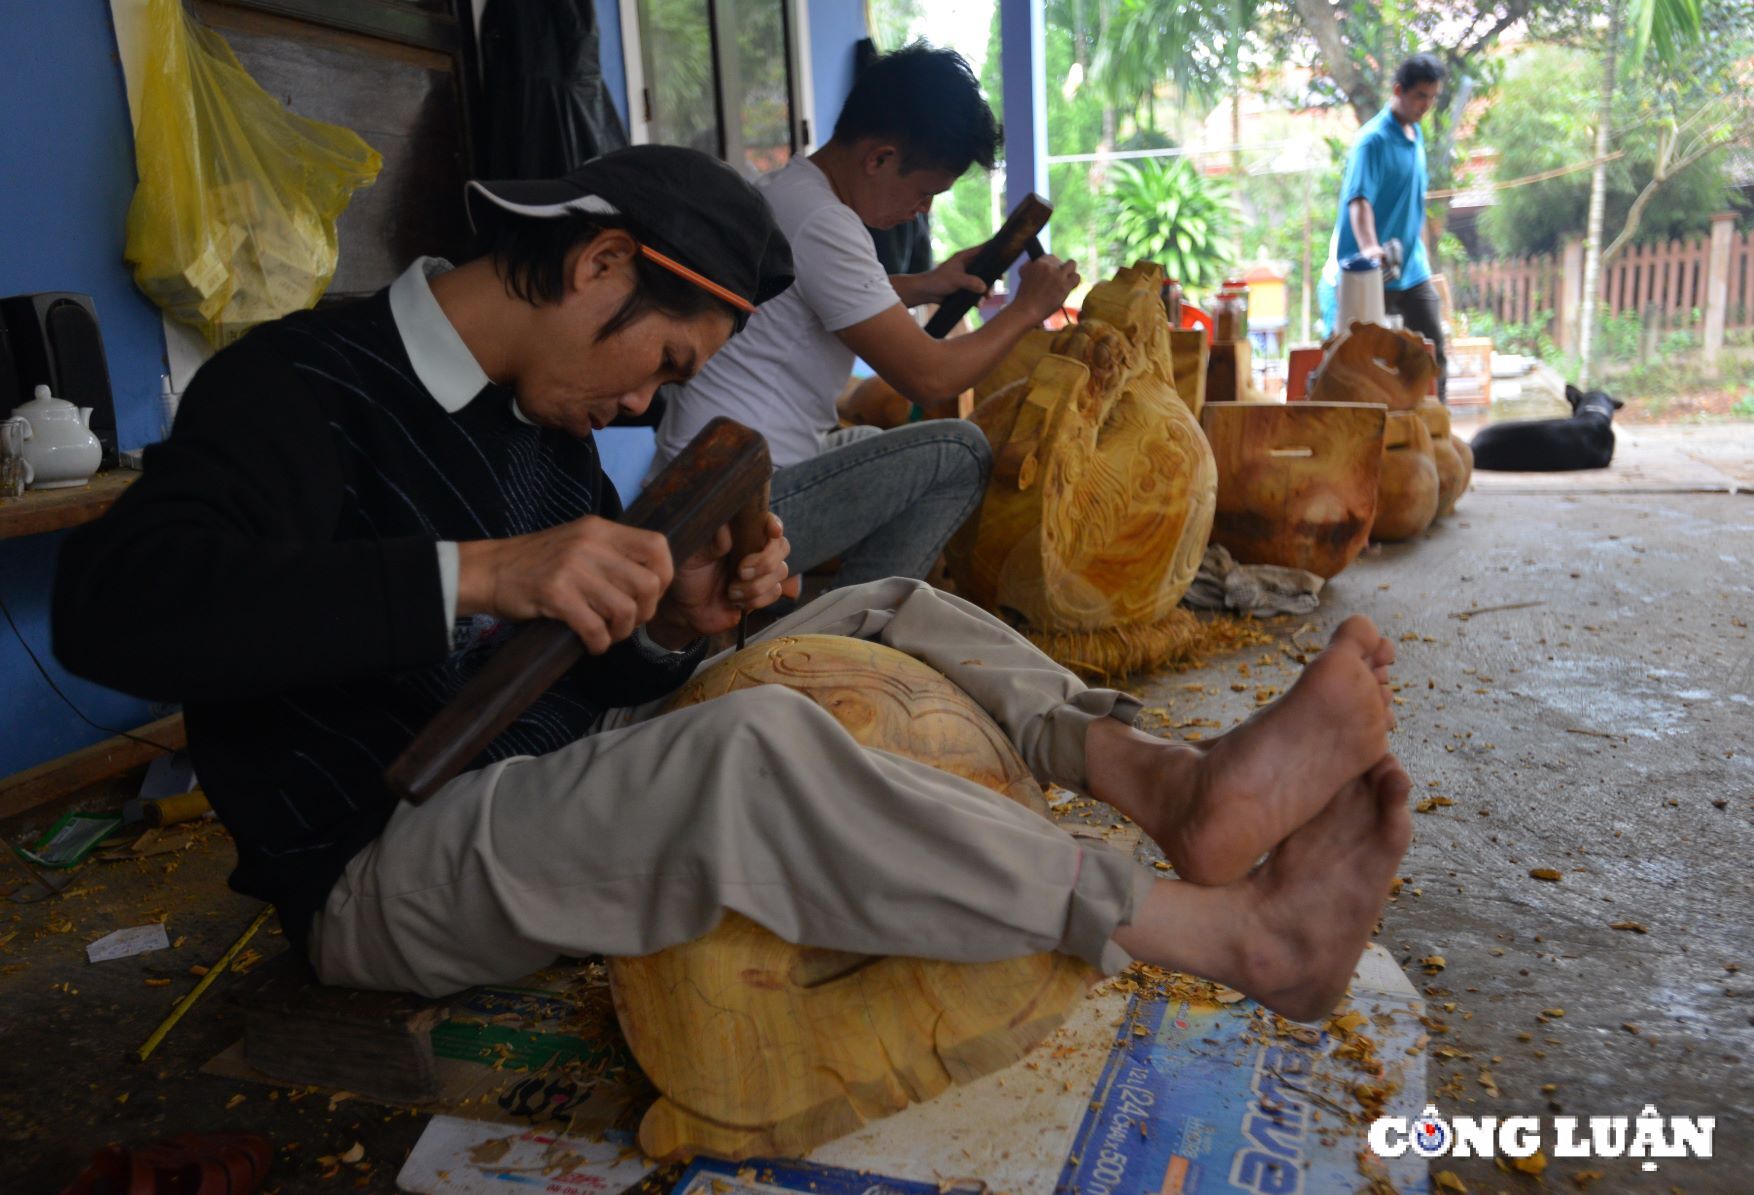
left=609, top=635, right=1097, bottom=1163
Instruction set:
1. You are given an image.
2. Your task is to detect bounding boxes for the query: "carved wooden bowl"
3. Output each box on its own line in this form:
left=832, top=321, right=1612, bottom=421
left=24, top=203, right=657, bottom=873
left=609, top=635, right=1095, bottom=1163
left=1199, top=400, right=1387, bottom=579
left=1372, top=409, right=1441, bottom=541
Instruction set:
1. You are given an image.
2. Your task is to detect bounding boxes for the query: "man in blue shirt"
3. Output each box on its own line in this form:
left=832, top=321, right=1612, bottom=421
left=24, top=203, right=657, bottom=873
left=1333, top=53, right=1448, bottom=400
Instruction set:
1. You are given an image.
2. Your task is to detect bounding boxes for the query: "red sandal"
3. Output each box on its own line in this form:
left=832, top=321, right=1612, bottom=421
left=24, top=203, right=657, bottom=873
left=61, top=1131, right=272, bottom=1195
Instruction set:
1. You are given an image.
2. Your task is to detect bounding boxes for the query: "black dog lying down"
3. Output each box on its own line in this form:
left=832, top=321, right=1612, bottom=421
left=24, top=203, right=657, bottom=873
left=1470, top=385, right=1624, bottom=471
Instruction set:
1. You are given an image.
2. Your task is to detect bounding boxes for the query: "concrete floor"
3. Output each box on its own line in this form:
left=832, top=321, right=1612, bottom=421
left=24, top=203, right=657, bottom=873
left=2, top=478, right=1750, bottom=1192
left=1138, top=486, right=1754, bottom=1192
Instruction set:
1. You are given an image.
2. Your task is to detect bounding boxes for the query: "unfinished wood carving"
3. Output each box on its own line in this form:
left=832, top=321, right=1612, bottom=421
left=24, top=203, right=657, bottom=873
left=1168, top=328, right=1208, bottom=419
left=610, top=635, right=1096, bottom=1162
left=1308, top=322, right=1437, bottom=411
left=1372, top=409, right=1440, bottom=541
left=950, top=262, right=1217, bottom=679
left=1201, top=401, right=1387, bottom=579
left=838, top=376, right=976, bottom=429
left=837, top=375, right=913, bottom=429
left=972, top=327, right=1054, bottom=405
left=1452, top=433, right=1475, bottom=502
left=1206, top=339, right=1254, bottom=407
left=1417, top=400, right=1468, bottom=517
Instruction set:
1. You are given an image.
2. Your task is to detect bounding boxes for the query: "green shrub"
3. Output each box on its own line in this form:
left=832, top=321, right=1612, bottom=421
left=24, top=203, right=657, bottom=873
left=1103, top=158, right=1236, bottom=292
left=1464, top=309, right=1559, bottom=364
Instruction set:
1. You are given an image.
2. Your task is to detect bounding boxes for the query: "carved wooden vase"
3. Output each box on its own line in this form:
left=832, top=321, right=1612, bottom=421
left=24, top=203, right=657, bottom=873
left=609, top=635, right=1096, bottom=1163
left=1199, top=400, right=1387, bottom=579
left=1371, top=409, right=1441, bottom=541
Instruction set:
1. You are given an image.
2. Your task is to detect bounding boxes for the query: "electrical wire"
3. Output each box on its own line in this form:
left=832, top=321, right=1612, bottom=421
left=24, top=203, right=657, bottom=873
left=0, top=586, right=175, bottom=754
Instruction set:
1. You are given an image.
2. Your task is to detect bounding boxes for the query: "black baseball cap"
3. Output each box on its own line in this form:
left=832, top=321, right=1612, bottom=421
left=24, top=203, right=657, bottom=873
left=466, top=145, right=794, bottom=316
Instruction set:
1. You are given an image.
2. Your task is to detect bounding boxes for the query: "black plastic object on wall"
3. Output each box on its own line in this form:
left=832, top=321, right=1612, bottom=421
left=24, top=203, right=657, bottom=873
left=479, top=0, right=629, bottom=184
left=1, top=293, right=118, bottom=467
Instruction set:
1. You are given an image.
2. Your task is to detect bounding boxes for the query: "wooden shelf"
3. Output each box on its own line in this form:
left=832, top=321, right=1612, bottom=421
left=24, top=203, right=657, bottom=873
left=0, top=471, right=137, bottom=540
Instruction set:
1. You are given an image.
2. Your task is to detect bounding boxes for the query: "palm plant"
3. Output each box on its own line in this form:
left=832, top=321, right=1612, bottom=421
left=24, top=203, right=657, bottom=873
left=1104, top=158, right=1236, bottom=291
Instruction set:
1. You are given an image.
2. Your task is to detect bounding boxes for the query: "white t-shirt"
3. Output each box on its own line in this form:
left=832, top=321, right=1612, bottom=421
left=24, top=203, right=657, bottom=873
left=651, top=156, right=901, bottom=472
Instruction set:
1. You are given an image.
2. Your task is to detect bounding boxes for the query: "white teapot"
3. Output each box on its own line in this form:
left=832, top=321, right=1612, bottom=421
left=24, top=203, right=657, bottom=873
left=11, top=385, right=102, bottom=489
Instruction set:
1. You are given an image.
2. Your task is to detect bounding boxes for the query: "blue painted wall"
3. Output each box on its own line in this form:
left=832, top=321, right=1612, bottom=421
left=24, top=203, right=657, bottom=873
left=0, top=2, right=169, bottom=778
left=595, top=0, right=630, bottom=128
left=807, top=0, right=866, bottom=140
left=0, top=0, right=870, bottom=780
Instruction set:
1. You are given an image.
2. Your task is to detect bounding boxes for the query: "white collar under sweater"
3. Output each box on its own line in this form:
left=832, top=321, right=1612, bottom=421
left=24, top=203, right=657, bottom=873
left=384, top=257, right=679, bottom=657
left=387, top=256, right=536, bottom=426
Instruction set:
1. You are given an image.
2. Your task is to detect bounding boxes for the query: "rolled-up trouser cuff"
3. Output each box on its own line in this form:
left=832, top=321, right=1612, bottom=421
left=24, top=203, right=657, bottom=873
left=1042, top=690, right=1146, bottom=795
left=1062, top=843, right=1157, bottom=975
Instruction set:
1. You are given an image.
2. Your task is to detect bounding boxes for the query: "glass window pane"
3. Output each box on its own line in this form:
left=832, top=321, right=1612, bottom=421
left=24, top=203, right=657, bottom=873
left=719, top=0, right=794, bottom=176
left=638, top=0, right=719, bottom=156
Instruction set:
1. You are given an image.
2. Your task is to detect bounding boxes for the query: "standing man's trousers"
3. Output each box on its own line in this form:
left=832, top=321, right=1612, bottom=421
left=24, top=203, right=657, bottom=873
left=310, top=578, right=1153, bottom=997
left=1385, top=279, right=1448, bottom=404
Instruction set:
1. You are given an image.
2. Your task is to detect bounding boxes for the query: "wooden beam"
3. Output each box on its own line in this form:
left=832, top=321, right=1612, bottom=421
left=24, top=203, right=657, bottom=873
left=0, top=713, right=185, bottom=822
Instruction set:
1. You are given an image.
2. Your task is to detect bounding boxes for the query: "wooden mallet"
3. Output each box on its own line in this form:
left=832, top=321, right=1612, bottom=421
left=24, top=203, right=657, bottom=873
left=384, top=417, right=773, bottom=804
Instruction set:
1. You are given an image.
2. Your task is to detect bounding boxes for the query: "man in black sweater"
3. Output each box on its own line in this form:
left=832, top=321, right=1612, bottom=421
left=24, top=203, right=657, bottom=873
left=57, top=146, right=1414, bottom=1024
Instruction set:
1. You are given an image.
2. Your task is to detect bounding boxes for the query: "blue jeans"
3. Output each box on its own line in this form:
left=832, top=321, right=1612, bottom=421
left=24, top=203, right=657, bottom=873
left=773, top=421, right=993, bottom=587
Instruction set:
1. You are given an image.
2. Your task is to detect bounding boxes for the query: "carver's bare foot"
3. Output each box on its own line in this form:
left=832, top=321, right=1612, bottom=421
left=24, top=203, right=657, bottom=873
left=1110, top=757, right=1412, bottom=1022
left=1231, top=756, right=1413, bottom=1021
left=1090, top=615, right=1397, bottom=886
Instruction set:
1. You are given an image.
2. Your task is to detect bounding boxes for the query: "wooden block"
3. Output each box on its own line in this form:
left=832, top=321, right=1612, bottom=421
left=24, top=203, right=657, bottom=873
left=238, top=952, right=449, bottom=1104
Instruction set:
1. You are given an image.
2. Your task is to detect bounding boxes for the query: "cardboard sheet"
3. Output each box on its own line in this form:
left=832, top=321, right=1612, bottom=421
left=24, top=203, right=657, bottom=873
left=395, top=1116, right=653, bottom=1194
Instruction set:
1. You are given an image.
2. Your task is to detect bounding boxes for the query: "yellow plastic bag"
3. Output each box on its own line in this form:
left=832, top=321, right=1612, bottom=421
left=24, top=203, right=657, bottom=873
left=124, top=0, right=382, bottom=347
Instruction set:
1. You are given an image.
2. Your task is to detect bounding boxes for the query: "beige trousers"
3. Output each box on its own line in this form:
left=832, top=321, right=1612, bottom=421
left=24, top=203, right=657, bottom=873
left=310, top=578, right=1153, bottom=997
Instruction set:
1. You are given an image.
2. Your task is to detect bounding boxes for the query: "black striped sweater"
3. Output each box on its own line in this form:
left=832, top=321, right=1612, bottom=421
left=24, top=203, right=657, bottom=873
left=54, top=290, right=702, bottom=945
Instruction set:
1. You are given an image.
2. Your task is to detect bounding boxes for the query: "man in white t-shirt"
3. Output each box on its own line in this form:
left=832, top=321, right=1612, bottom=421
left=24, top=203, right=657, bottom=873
left=650, top=43, right=1078, bottom=589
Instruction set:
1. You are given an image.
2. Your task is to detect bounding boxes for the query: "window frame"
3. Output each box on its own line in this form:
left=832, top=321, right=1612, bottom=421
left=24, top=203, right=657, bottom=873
left=618, top=0, right=817, bottom=163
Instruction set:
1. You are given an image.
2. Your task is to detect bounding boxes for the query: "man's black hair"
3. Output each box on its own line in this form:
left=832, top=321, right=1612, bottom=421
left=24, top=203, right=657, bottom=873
left=832, top=41, right=1002, bottom=175
left=1393, top=53, right=1448, bottom=90
left=488, top=213, right=745, bottom=340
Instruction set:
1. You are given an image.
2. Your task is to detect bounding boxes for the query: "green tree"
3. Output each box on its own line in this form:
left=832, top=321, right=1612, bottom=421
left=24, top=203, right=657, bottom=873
left=1548, top=0, right=1740, bottom=382
left=1477, top=45, right=1739, bottom=258
left=1104, top=158, right=1237, bottom=289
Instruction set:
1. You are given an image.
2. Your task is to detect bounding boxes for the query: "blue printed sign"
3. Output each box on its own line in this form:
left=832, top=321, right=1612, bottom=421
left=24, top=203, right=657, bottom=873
left=676, top=1157, right=982, bottom=1195
left=1055, top=993, right=1428, bottom=1195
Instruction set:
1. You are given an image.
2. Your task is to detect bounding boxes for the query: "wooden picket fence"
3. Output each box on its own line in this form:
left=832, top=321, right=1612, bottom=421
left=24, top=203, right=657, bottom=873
left=1450, top=226, right=1754, bottom=338
left=1452, top=253, right=1561, bottom=329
